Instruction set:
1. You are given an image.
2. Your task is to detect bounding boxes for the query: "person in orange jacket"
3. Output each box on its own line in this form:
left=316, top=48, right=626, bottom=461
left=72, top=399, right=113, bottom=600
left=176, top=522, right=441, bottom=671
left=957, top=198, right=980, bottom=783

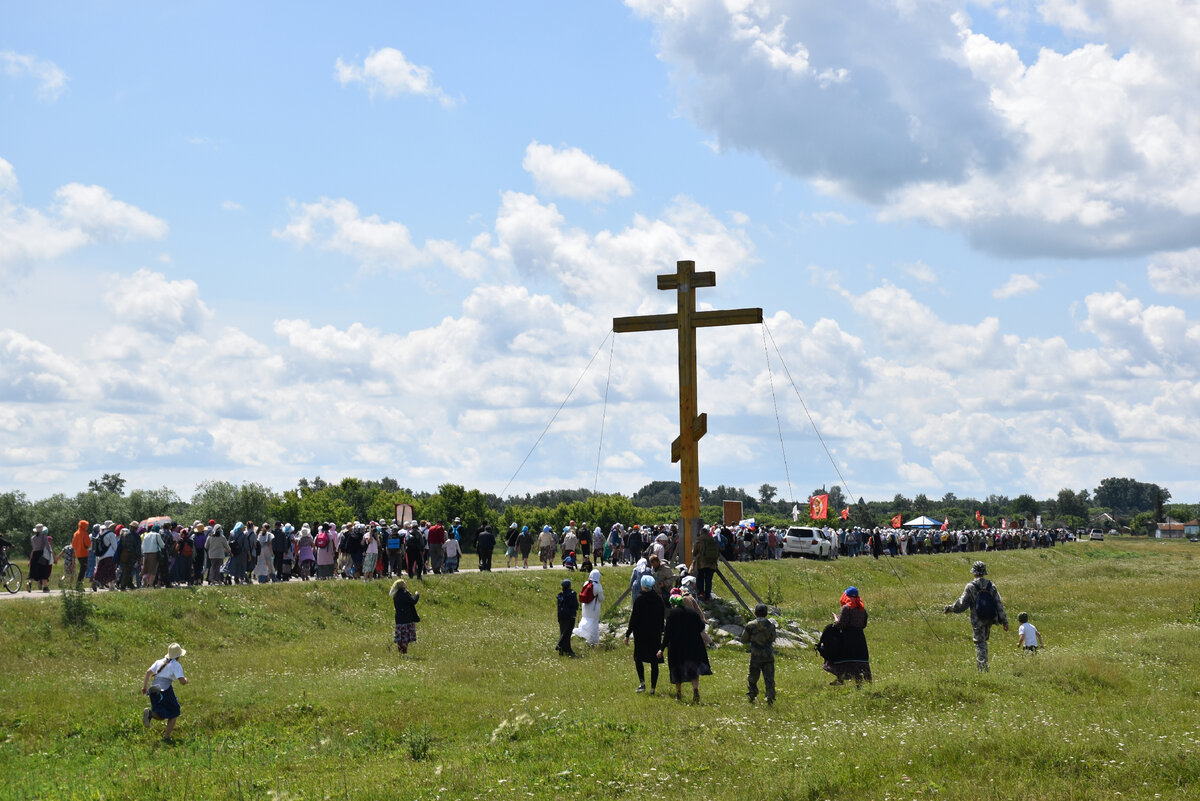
left=71, top=520, right=90, bottom=588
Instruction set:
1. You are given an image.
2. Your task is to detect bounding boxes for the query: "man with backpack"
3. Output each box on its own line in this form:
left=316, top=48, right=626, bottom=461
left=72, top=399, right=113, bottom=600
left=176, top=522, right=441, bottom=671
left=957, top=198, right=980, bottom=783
left=944, top=561, right=1009, bottom=672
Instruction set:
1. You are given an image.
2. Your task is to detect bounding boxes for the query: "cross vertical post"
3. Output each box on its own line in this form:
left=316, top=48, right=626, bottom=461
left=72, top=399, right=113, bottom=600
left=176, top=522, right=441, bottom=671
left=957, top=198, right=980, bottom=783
left=613, top=260, right=762, bottom=567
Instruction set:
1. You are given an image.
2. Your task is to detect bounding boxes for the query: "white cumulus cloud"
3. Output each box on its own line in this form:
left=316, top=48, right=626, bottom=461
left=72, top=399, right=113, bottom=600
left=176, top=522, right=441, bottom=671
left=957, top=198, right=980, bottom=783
left=0, top=159, right=167, bottom=280
left=335, top=47, right=454, bottom=106
left=629, top=0, right=1200, bottom=259
left=993, top=273, right=1040, bottom=299
left=1, top=50, right=67, bottom=101
left=1148, top=248, right=1200, bottom=297
left=522, top=141, right=633, bottom=202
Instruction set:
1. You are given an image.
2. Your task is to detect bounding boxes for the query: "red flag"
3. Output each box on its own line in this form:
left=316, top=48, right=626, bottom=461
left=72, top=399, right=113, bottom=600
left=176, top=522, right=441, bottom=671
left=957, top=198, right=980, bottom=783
left=809, top=494, right=829, bottom=520
left=891, top=513, right=902, bottom=528
left=975, top=510, right=982, bottom=523
left=1001, top=517, right=1008, bottom=529
left=840, top=507, right=850, bottom=521
left=941, top=517, right=948, bottom=531
left=981, top=516, right=989, bottom=529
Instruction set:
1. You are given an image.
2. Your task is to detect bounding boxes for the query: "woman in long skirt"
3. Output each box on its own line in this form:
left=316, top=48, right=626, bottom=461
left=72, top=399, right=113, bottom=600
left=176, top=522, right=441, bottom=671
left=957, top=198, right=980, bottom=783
left=823, top=586, right=872, bottom=687
left=390, top=579, right=420, bottom=654
left=658, top=592, right=711, bottom=703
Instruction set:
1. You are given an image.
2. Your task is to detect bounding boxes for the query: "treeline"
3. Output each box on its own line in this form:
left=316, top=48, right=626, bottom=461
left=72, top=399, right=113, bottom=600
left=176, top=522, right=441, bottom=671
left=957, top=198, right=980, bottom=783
left=0, top=473, right=1189, bottom=557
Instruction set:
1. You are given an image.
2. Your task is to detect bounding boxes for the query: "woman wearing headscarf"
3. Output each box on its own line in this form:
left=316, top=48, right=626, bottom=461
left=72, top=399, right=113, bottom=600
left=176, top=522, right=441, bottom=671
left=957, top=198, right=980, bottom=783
left=389, top=578, right=420, bottom=655
left=658, top=590, right=712, bottom=703
left=253, top=526, right=273, bottom=583
left=205, top=525, right=230, bottom=585
left=823, top=586, right=872, bottom=687
left=28, top=524, right=53, bottom=592
left=624, top=574, right=665, bottom=694
left=572, top=569, right=605, bottom=647
left=517, top=525, right=533, bottom=569
left=296, top=524, right=315, bottom=580
left=221, top=522, right=243, bottom=583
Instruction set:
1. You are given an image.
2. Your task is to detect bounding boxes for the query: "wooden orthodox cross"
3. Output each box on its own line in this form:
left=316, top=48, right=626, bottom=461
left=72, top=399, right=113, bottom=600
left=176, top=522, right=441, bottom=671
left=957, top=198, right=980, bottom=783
left=613, top=260, right=762, bottom=567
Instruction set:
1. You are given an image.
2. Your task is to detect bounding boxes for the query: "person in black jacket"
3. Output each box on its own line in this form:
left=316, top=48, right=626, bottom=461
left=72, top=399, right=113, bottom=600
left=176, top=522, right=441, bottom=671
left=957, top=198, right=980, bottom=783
left=476, top=525, right=496, bottom=571
left=624, top=574, right=665, bottom=693
left=390, top=578, right=420, bottom=655
left=658, top=592, right=712, bottom=703
left=556, top=579, right=578, bottom=657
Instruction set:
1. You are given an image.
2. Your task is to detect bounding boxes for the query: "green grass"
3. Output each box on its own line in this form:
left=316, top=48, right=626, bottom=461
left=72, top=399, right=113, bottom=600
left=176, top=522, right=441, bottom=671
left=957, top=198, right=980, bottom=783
left=2, top=540, right=1199, bottom=800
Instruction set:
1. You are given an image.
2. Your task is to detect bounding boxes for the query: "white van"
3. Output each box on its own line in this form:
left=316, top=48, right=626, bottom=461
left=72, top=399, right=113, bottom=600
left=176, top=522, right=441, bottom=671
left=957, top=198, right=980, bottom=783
left=781, top=526, right=833, bottom=559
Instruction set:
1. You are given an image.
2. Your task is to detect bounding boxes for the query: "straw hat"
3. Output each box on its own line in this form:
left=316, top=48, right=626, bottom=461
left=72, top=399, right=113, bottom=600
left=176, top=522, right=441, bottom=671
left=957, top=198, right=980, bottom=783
left=166, top=643, right=186, bottom=660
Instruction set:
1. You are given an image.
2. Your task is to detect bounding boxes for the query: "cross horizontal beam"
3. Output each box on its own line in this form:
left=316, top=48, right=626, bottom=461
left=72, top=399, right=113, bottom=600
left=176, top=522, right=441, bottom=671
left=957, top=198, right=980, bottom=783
left=612, top=307, right=763, bottom=334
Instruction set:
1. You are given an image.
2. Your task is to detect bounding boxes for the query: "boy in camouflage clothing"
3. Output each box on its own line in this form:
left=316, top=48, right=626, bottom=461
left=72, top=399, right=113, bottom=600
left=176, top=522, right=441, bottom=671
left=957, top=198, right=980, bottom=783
left=944, top=561, right=1009, bottom=671
left=740, top=603, right=777, bottom=704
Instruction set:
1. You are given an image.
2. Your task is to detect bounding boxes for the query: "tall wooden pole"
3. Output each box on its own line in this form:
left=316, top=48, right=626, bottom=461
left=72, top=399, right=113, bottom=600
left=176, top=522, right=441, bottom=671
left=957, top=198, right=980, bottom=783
left=676, top=262, right=701, bottom=566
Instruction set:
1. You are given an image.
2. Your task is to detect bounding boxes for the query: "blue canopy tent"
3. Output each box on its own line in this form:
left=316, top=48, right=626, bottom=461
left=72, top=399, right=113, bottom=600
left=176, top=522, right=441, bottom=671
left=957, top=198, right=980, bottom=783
left=903, top=515, right=942, bottom=528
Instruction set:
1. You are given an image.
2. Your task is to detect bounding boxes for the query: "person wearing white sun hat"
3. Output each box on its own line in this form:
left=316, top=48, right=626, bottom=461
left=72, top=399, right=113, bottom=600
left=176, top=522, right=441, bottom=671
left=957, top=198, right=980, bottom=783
left=142, top=643, right=188, bottom=744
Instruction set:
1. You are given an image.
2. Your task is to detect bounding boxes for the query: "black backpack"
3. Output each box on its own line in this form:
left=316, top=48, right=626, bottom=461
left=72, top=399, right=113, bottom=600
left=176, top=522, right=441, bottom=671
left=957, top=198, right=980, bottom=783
left=973, top=580, right=998, bottom=622
left=229, top=533, right=242, bottom=557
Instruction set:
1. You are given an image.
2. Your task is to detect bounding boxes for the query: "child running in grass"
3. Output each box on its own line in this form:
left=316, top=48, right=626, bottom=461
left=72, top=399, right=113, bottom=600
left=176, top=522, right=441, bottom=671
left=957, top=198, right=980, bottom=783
left=142, top=643, right=188, bottom=744
left=1017, top=612, right=1042, bottom=652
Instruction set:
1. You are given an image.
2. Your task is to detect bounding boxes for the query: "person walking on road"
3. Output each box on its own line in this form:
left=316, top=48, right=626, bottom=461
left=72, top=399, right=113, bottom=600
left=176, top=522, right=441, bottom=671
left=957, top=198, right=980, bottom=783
left=944, top=560, right=1009, bottom=671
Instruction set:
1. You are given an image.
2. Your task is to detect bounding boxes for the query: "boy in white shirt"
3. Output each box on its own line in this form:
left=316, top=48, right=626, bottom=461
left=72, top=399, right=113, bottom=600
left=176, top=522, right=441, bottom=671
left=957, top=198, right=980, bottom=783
left=1017, top=612, right=1042, bottom=652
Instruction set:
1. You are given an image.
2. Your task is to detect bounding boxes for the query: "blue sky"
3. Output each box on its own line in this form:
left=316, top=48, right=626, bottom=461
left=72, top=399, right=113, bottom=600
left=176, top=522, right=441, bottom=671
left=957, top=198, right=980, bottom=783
left=2, top=1, right=1198, bottom=504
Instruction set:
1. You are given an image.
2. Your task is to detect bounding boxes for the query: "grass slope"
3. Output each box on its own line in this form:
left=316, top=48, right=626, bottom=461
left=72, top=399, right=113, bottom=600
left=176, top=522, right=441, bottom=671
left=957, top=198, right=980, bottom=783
left=1, top=540, right=1198, bottom=801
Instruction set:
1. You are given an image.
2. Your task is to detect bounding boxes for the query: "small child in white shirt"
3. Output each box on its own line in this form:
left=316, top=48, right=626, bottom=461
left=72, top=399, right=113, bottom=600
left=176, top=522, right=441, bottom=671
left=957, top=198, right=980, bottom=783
left=1017, top=612, right=1042, bottom=652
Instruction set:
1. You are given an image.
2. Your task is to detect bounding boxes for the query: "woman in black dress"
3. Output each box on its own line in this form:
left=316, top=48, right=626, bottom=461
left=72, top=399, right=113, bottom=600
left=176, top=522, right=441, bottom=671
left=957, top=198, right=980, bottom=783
left=823, top=586, right=872, bottom=687
left=624, top=575, right=665, bottom=694
left=657, top=591, right=711, bottom=703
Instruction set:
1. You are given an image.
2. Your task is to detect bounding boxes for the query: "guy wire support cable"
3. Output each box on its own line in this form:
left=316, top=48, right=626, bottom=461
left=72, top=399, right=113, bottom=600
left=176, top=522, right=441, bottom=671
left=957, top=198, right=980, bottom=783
left=501, top=329, right=614, bottom=499
left=593, top=332, right=615, bottom=496
left=763, top=321, right=941, bottom=640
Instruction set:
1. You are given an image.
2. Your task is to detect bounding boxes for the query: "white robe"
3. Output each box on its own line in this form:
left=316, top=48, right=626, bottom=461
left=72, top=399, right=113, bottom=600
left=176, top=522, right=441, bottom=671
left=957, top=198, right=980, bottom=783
left=572, top=571, right=605, bottom=645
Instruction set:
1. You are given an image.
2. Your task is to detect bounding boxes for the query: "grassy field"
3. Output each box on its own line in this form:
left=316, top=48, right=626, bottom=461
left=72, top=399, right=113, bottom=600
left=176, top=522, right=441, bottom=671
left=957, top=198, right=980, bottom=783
left=1, top=539, right=1198, bottom=801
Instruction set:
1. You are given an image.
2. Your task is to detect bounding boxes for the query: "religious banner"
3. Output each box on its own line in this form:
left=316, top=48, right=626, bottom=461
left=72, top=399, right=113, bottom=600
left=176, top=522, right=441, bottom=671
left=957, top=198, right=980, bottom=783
left=1036, top=514, right=1042, bottom=529
left=840, top=507, right=850, bottom=521
left=975, top=510, right=982, bottom=523
left=891, top=513, right=902, bottom=528
left=941, top=516, right=948, bottom=530
left=810, top=494, right=829, bottom=520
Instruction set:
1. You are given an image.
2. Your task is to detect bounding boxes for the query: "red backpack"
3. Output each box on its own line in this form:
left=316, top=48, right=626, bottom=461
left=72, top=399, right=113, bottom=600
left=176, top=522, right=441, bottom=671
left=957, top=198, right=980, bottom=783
left=579, top=580, right=595, bottom=604
left=315, top=531, right=330, bottom=549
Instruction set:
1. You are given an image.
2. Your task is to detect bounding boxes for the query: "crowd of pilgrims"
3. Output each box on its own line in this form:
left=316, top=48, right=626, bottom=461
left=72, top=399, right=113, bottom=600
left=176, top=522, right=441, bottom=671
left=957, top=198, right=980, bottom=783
left=11, top=514, right=1069, bottom=593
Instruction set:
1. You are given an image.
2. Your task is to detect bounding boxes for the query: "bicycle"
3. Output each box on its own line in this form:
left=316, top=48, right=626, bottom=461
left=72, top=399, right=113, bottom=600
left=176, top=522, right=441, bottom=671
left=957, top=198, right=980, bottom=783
left=1, top=544, right=23, bottom=594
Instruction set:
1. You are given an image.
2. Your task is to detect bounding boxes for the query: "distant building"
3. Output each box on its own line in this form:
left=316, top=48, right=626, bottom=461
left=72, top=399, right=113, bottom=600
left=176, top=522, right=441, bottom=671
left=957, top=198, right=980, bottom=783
left=1184, top=520, right=1199, bottom=538
left=1155, top=519, right=1185, bottom=539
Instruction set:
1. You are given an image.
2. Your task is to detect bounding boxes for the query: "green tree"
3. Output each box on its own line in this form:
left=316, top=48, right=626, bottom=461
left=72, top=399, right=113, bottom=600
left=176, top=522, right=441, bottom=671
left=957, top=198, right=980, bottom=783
left=758, top=484, right=778, bottom=505
left=192, top=481, right=242, bottom=526
left=913, top=493, right=930, bottom=513
left=0, top=490, right=34, bottom=540
left=127, top=487, right=186, bottom=522
left=1055, top=489, right=1089, bottom=520
left=87, top=473, right=127, bottom=495
left=72, top=491, right=131, bottom=529
left=1093, top=477, right=1170, bottom=514
left=1010, top=493, right=1039, bottom=525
